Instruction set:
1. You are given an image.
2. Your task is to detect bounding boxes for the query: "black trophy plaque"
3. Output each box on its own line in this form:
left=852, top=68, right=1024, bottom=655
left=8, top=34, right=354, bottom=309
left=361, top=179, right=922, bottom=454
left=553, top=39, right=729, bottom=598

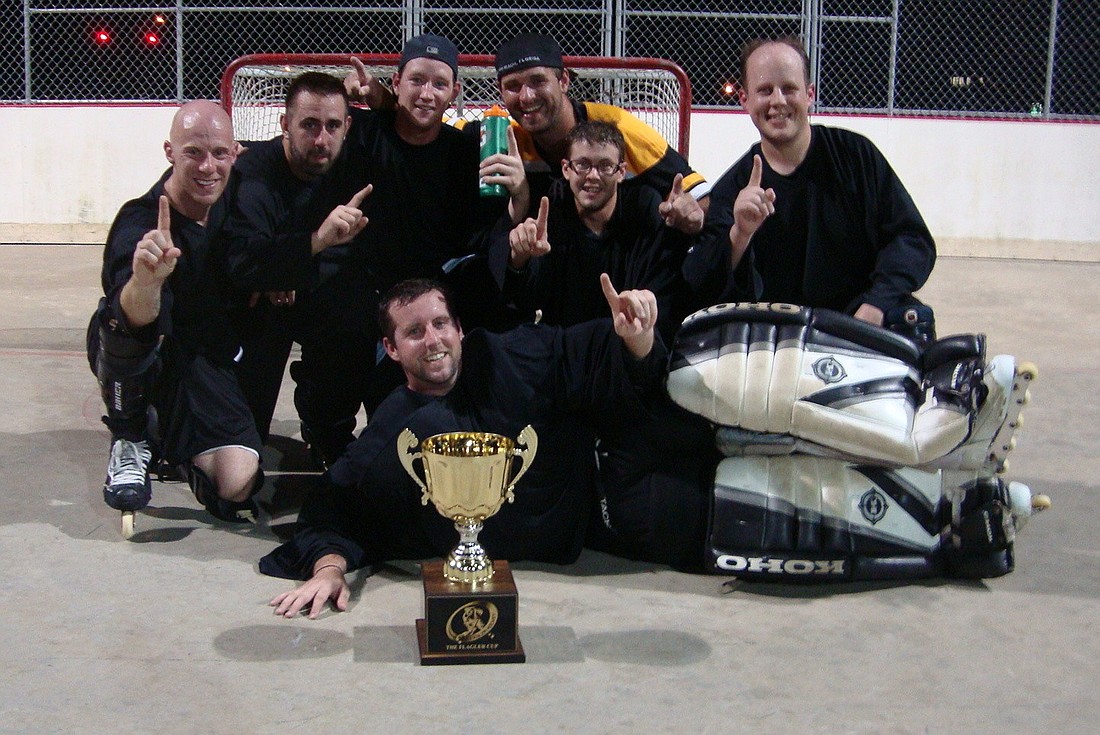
left=417, top=560, right=525, bottom=665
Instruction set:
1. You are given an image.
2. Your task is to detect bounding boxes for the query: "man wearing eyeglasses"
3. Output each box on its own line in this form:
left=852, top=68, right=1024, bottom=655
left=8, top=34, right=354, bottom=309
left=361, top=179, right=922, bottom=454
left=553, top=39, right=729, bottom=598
left=487, top=120, right=702, bottom=343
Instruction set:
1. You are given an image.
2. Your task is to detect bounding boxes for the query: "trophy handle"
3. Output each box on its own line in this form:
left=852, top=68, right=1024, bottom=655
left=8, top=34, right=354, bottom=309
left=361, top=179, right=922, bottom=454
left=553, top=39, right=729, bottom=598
left=504, top=425, right=539, bottom=501
left=397, top=428, right=431, bottom=506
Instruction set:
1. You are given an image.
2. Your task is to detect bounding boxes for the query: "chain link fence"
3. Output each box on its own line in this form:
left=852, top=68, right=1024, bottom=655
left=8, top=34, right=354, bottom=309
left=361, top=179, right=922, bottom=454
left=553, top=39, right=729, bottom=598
left=2, top=0, right=1096, bottom=119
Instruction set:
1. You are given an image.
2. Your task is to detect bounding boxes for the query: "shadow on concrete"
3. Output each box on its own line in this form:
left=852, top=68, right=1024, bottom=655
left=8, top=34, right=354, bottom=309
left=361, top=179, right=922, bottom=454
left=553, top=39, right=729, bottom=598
left=216, top=622, right=704, bottom=666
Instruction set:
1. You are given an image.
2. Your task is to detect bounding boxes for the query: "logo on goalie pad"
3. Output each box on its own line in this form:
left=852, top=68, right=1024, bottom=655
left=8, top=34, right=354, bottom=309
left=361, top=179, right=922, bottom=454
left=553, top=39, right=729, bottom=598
left=682, top=301, right=802, bottom=326
left=714, top=555, right=847, bottom=575
left=812, top=356, right=847, bottom=384
left=859, top=488, right=889, bottom=525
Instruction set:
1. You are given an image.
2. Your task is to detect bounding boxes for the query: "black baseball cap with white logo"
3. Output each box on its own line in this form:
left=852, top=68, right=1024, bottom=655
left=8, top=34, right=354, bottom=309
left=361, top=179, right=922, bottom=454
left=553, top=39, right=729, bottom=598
left=398, top=34, right=459, bottom=78
left=494, top=33, right=563, bottom=78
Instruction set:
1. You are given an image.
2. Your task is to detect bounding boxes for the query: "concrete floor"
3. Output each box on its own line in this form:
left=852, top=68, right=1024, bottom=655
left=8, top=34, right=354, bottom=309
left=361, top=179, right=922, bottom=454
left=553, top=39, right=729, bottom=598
left=1, top=245, right=1097, bottom=734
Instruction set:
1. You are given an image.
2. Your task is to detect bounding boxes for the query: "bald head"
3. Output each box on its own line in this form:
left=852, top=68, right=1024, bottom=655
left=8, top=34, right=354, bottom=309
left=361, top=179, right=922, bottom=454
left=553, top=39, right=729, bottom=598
left=169, top=99, right=233, bottom=146
left=163, top=100, right=237, bottom=223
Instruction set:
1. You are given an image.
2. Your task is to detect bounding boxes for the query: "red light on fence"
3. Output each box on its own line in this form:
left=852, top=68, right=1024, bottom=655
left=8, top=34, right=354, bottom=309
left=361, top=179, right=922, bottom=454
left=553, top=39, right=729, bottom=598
left=144, top=32, right=161, bottom=46
left=93, top=29, right=111, bottom=45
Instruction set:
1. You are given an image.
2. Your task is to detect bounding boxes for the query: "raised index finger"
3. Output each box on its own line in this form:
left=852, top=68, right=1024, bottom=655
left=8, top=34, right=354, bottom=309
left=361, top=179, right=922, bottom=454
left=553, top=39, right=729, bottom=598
left=157, top=195, right=171, bottom=232
left=600, top=272, right=620, bottom=310
left=350, top=56, right=369, bottom=85
left=506, top=125, right=520, bottom=158
left=347, top=184, right=373, bottom=208
left=535, top=196, right=549, bottom=239
left=668, top=173, right=684, bottom=201
left=748, top=154, right=763, bottom=188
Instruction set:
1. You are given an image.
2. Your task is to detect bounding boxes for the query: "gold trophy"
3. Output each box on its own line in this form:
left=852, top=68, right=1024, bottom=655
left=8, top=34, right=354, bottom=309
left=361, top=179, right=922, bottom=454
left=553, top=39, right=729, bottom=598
left=398, top=426, right=537, bottom=665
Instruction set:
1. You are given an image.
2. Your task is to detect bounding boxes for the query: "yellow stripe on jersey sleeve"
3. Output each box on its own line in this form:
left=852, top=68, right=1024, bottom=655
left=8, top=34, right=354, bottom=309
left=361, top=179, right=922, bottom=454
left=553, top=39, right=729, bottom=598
left=582, top=102, right=669, bottom=174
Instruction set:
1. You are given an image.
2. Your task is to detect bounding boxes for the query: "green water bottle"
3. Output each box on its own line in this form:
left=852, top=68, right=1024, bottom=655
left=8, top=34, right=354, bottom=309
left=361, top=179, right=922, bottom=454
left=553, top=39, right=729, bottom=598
left=479, top=104, right=509, bottom=198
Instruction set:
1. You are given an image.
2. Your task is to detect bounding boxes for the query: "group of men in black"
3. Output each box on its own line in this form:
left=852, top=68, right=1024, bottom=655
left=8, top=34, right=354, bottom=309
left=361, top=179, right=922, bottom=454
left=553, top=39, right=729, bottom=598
left=89, top=32, right=938, bottom=615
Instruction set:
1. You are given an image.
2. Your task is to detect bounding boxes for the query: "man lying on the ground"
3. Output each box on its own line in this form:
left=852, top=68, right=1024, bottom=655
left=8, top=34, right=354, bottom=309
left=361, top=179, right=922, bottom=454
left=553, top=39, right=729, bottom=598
left=261, top=274, right=708, bottom=618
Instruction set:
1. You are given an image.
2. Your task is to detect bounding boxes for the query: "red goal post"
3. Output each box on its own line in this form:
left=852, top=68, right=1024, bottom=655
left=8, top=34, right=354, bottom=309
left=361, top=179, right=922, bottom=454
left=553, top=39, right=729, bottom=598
left=221, top=53, right=692, bottom=156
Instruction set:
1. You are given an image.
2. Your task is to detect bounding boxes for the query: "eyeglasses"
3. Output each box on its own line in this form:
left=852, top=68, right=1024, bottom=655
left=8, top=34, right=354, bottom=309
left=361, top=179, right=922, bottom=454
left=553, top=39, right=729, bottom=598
left=565, top=159, right=624, bottom=177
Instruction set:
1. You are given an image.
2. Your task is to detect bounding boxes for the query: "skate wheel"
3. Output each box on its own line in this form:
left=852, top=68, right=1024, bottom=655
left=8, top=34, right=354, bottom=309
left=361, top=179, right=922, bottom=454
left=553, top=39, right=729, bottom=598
left=1031, top=494, right=1052, bottom=511
left=121, top=510, right=135, bottom=539
left=1018, top=388, right=1031, bottom=406
left=1017, top=362, right=1039, bottom=381
left=1011, top=414, right=1024, bottom=430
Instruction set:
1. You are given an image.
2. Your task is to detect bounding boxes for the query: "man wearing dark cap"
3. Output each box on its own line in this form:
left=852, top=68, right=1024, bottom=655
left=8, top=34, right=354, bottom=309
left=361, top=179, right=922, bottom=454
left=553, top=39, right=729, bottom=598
left=248, top=33, right=531, bottom=450
left=343, top=33, right=529, bottom=282
left=494, top=32, right=708, bottom=235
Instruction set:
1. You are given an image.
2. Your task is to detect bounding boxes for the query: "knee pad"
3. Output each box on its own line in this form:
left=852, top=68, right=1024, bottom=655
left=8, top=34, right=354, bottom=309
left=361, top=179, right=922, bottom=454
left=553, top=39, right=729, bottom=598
left=187, top=463, right=262, bottom=524
left=95, top=306, right=160, bottom=373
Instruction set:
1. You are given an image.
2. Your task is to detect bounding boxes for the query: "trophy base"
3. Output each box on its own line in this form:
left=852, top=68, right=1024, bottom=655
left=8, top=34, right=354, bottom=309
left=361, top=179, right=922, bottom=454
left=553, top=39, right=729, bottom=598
left=417, top=559, right=525, bottom=665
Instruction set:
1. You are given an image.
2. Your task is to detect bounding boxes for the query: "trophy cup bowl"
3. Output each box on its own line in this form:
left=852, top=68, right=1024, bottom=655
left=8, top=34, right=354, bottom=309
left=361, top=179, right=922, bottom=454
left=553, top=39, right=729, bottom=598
left=398, top=426, right=538, bottom=584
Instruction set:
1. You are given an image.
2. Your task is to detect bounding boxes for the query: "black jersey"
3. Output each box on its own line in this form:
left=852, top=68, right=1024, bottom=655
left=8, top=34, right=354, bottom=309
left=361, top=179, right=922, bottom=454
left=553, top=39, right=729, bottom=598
left=488, top=179, right=694, bottom=343
left=345, top=108, right=508, bottom=292
left=226, top=137, right=357, bottom=292
left=697, top=125, right=936, bottom=313
left=100, top=169, right=242, bottom=366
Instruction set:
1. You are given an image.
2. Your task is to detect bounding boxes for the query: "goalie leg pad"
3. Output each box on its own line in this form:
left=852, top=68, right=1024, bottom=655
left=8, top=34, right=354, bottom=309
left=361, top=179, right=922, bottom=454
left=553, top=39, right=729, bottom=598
left=708, top=456, right=946, bottom=582
left=671, top=304, right=976, bottom=466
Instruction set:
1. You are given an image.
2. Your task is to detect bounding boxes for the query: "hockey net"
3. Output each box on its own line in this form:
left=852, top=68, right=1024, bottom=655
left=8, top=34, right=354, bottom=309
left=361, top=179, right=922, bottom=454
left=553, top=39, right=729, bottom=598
left=221, top=53, right=692, bottom=155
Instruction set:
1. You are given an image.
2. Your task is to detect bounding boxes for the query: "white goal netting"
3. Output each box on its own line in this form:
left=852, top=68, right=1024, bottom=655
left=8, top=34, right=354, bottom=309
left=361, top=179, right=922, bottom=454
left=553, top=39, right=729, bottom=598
left=222, top=54, right=692, bottom=154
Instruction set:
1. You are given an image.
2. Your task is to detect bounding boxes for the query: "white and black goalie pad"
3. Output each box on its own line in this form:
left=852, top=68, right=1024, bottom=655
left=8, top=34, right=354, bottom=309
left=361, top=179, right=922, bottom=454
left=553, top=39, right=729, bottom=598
left=709, top=456, right=947, bottom=581
left=667, top=303, right=971, bottom=467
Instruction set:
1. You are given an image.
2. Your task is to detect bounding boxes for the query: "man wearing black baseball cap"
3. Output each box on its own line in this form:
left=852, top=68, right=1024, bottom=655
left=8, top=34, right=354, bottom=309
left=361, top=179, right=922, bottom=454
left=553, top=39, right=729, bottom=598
left=493, top=32, right=709, bottom=235
left=397, top=33, right=459, bottom=87
left=334, top=34, right=528, bottom=367
left=494, top=32, right=564, bottom=78
left=387, top=33, right=461, bottom=144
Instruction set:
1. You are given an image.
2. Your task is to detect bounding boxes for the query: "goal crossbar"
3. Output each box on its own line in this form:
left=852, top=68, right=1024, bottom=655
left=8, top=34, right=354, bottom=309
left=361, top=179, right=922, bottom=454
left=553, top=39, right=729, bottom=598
left=221, top=53, right=692, bottom=155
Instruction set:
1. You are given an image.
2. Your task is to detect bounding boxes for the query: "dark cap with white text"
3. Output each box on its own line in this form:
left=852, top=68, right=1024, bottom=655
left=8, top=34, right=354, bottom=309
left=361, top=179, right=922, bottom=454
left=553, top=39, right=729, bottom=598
left=494, top=33, right=563, bottom=78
